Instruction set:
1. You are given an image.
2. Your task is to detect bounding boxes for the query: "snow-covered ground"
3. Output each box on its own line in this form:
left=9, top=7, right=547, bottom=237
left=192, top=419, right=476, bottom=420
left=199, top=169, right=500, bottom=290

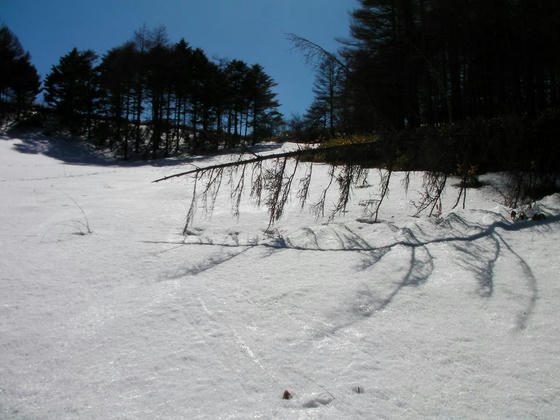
left=1, top=131, right=560, bottom=419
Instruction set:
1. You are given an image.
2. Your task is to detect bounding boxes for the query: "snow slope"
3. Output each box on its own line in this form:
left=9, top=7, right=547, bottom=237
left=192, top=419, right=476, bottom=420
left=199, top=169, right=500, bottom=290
left=1, top=131, right=560, bottom=419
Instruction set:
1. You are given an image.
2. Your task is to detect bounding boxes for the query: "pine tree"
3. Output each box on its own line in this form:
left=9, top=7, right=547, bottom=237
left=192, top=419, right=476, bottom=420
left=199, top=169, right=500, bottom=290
left=169, top=39, right=194, bottom=153
left=44, top=48, right=99, bottom=135
left=0, top=25, right=40, bottom=121
left=224, top=59, right=250, bottom=144
left=246, top=64, right=281, bottom=143
left=98, top=42, right=138, bottom=157
left=307, top=58, right=343, bottom=138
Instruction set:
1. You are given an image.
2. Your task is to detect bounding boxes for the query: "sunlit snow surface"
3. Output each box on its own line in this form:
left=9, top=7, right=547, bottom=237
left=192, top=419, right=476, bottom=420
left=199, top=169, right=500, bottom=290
left=1, top=132, right=560, bottom=419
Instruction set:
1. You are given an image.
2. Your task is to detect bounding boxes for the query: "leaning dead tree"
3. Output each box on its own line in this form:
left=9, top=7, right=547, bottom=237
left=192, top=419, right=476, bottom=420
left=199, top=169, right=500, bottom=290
left=153, top=141, right=469, bottom=235
left=153, top=142, right=378, bottom=233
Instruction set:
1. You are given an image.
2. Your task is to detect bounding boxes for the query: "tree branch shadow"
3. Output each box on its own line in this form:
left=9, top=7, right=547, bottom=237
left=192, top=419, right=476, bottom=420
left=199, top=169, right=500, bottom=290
left=345, top=214, right=558, bottom=332
left=453, top=233, right=500, bottom=298
left=495, top=231, right=539, bottom=330
left=150, top=213, right=556, bottom=332
left=165, top=245, right=257, bottom=279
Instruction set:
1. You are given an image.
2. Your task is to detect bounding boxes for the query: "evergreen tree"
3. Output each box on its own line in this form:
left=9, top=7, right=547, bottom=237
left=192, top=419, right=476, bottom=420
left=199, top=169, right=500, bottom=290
left=145, top=42, right=171, bottom=158
left=0, top=25, right=40, bottom=121
left=306, top=58, right=343, bottom=138
left=224, top=59, right=250, bottom=144
left=189, top=48, right=215, bottom=150
left=246, top=64, right=281, bottom=143
left=169, top=39, right=194, bottom=153
left=98, top=42, right=138, bottom=157
left=44, top=48, right=99, bottom=135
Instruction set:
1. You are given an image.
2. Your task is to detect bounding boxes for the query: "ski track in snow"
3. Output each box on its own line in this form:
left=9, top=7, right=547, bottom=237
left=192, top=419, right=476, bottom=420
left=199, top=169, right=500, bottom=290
left=2, top=133, right=560, bottom=418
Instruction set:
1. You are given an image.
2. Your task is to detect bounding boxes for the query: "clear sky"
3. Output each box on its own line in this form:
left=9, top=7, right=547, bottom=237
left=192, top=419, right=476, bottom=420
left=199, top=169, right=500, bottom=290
left=2, top=0, right=358, bottom=118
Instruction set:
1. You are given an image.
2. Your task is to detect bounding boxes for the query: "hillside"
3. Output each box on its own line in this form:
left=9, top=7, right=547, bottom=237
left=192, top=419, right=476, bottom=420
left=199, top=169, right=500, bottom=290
left=1, top=131, right=560, bottom=419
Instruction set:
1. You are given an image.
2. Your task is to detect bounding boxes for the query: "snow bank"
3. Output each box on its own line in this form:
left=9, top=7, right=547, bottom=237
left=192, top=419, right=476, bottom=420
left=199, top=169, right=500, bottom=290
left=1, top=133, right=560, bottom=419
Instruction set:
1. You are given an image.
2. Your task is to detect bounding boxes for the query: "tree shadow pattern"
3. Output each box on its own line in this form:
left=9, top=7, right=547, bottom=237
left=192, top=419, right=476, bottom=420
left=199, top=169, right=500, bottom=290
left=157, top=213, right=558, bottom=332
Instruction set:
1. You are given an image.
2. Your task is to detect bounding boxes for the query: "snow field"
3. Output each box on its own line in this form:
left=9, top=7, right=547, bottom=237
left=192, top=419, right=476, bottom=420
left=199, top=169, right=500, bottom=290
left=1, top=133, right=560, bottom=418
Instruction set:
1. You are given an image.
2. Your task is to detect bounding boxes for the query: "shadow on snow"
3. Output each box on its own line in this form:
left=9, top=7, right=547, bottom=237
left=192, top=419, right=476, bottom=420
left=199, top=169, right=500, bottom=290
left=149, top=213, right=558, bottom=333
left=1, top=129, right=283, bottom=168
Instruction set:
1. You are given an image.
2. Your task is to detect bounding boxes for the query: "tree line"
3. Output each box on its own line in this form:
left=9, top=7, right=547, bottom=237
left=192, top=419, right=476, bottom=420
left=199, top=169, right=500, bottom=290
left=1, top=24, right=283, bottom=159
left=288, top=0, right=560, bottom=204
left=298, top=0, right=560, bottom=134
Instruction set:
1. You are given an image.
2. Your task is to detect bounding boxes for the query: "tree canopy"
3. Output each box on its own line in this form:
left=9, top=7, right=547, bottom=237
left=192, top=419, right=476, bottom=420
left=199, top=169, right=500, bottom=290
left=44, top=48, right=98, bottom=135
left=0, top=25, right=40, bottom=121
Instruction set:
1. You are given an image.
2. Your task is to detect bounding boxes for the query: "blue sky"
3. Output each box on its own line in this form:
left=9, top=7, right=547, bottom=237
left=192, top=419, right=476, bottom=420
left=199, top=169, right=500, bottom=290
left=2, top=0, right=358, bottom=118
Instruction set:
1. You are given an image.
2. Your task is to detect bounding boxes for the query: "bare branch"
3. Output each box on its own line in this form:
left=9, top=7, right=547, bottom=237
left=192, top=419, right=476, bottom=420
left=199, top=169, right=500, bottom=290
left=414, top=172, right=448, bottom=217
left=330, top=165, right=360, bottom=220
left=311, top=165, right=336, bottom=219
left=231, top=165, right=247, bottom=219
left=278, top=158, right=300, bottom=218
left=264, top=157, right=288, bottom=229
left=201, top=168, right=224, bottom=215
left=152, top=141, right=377, bottom=183
left=183, top=173, right=199, bottom=235
left=250, top=161, right=264, bottom=206
left=297, top=163, right=313, bottom=209
left=374, top=169, right=392, bottom=222
left=401, top=172, right=411, bottom=195
left=451, top=181, right=467, bottom=211
left=286, top=33, right=349, bottom=74
left=162, top=139, right=387, bottom=232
